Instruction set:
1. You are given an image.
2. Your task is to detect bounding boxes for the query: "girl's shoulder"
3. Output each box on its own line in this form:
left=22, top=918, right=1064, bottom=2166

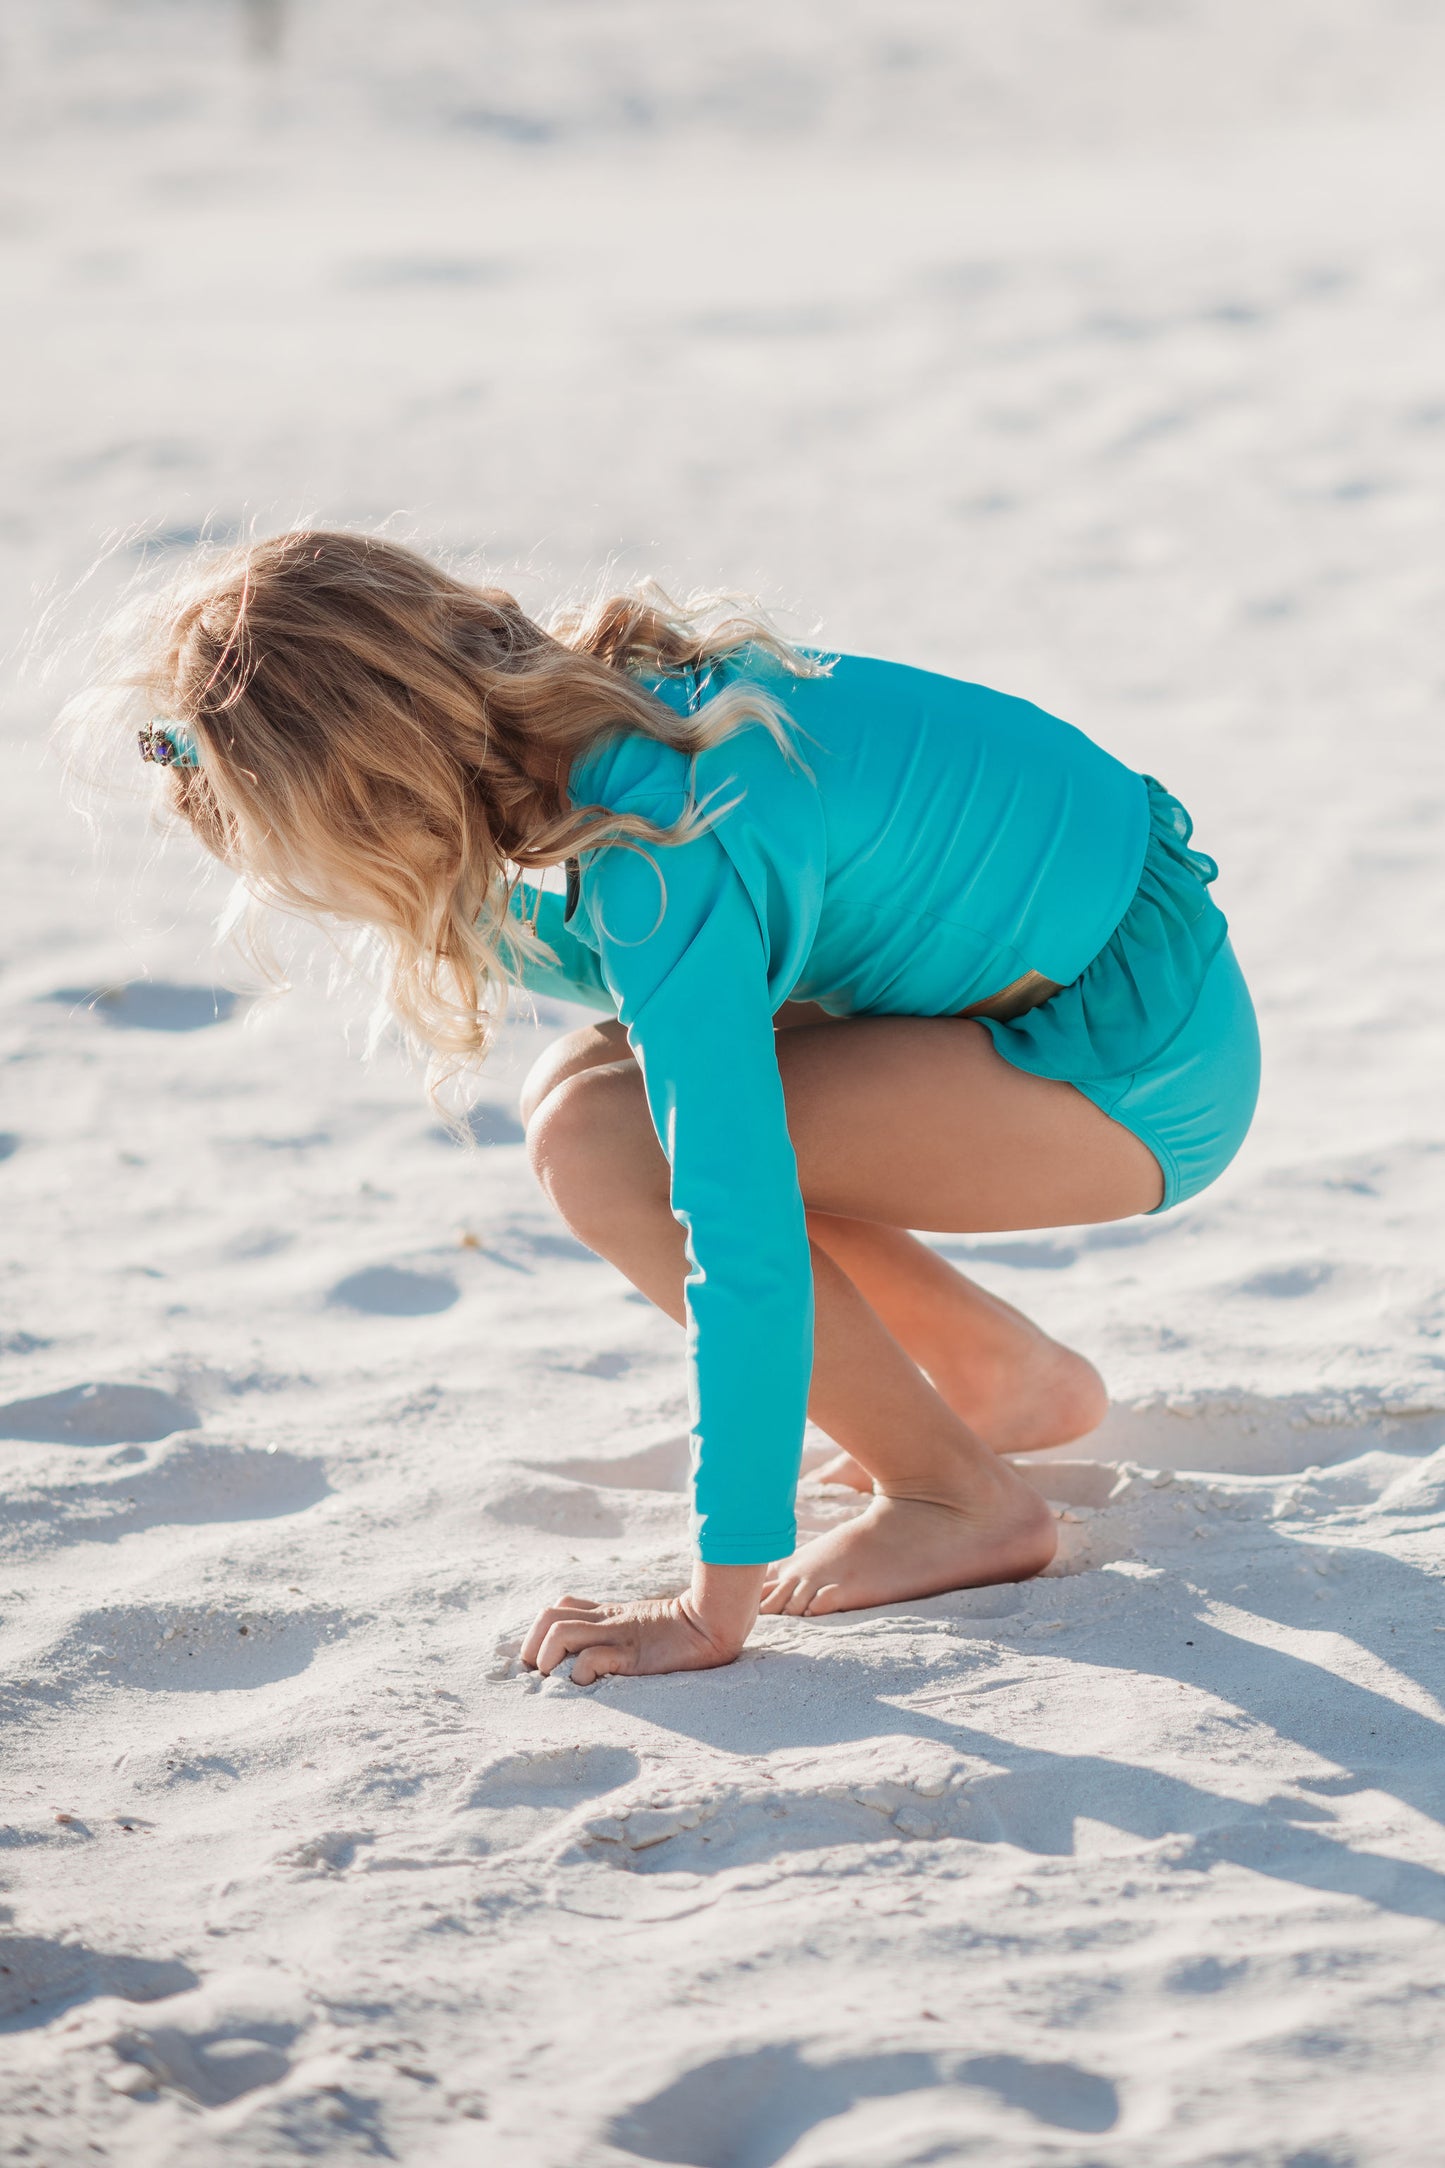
left=568, top=653, right=805, bottom=826
left=568, top=727, right=691, bottom=828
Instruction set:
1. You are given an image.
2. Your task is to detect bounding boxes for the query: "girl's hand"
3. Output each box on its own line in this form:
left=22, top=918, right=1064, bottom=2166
left=522, top=1562, right=767, bottom=1684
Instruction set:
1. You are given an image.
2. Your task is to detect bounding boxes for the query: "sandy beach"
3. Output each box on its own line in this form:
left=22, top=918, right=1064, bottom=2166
left=3, top=4, right=1445, bottom=2161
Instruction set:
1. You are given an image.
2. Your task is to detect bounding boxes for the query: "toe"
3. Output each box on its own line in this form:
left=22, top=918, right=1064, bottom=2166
left=804, top=1582, right=845, bottom=1615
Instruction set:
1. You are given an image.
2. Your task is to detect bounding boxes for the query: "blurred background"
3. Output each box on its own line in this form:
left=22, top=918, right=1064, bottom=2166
left=5, top=1, right=1443, bottom=666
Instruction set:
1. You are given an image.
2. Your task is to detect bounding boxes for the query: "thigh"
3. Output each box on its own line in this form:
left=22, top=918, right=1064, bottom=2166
left=773, top=1016, right=1164, bottom=1230
left=532, top=1011, right=1163, bottom=1233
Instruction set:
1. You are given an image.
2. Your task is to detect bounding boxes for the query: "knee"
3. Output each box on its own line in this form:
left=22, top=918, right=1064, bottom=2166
left=518, top=1021, right=627, bottom=1129
left=525, top=1065, right=642, bottom=1239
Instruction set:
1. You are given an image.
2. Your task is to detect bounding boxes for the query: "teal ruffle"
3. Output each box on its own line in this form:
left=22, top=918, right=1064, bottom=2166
left=979, top=776, right=1228, bottom=1086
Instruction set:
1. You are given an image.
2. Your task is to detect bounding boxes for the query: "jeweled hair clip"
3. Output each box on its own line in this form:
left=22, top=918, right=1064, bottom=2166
left=138, top=721, right=198, bottom=770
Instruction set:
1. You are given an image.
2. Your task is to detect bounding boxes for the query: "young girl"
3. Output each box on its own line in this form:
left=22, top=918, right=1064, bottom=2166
left=117, top=530, right=1259, bottom=1684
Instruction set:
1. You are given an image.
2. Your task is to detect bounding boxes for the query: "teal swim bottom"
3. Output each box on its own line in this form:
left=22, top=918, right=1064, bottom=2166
left=981, top=779, right=1260, bottom=1212
left=1070, top=935, right=1258, bottom=1210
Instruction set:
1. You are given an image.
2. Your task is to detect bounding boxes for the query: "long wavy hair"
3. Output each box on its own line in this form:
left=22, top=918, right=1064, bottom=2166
left=87, top=528, right=821, bottom=1089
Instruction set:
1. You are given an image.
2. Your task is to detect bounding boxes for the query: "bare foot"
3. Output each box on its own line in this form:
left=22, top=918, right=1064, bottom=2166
left=762, top=1470, right=1057, bottom=1616
left=810, top=1323, right=1106, bottom=1492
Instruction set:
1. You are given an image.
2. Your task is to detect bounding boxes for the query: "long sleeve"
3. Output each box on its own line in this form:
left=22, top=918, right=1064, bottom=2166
left=502, top=880, right=614, bottom=1012
left=582, top=823, right=813, bottom=1565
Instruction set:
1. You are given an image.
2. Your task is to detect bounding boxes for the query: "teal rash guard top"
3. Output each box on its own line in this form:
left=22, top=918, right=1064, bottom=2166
left=510, top=650, right=1149, bottom=1567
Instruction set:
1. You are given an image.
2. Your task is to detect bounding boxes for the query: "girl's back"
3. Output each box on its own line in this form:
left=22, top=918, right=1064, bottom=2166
left=578, top=650, right=1150, bottom=1020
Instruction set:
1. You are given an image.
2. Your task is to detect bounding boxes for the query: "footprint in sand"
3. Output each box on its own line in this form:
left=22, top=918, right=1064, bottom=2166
left=44, top=982, right=242, bottom=1031
left=580, top=1771, right=963, bottom=1882
left=274, top=1830, right=372, bottom=1876
left=105, top=1972, right=307, bottom=2107
left=0, top=1382, right=198, bottom=1447
left=937, top=1236, right=1078, bottom=1271
left=1097, top=1391, right=1408, bottom=1478
left=539, top=1434, right=692, bottom=1493
left=0, top=1931, right=195, bottom=2030
left=327, top=1264, right=459, bottom=1316
left=1231, top=1260, right=1336, bottom=1300
left=0, top=1440, right=328, bottom=1558
left=493, top=1430, right=697, bottom=1552
left=560, top=1350, right=633, bottom=1380
left=605, top=2041, right=1119, bottom=2164
left=493, top=1433, right=723, bottom=1542
left=484, top=1476, right=628, bottom=1539
left=450, top=1744, right=641, bottom=1857
left=54, top=1601, right=345, bottom=1694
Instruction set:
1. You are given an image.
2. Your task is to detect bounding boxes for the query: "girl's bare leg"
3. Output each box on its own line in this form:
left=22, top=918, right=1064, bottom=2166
left=523, top=1015, right=1161, bottom=1618
left=520, top=1021, right=1107, bottom=1476
left=802, top=1217, right=1106, bottom=1488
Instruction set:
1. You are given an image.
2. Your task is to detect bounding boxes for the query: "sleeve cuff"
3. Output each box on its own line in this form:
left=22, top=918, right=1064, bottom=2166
left=694, top=1522, right=797, bottom=1567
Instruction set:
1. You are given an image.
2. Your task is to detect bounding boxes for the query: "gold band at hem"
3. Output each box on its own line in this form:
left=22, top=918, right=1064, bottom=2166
left=959, top=968, right=1064, bottom=1024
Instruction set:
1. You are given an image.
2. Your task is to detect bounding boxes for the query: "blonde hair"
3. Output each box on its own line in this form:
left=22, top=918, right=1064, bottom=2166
left=90, top=528, right=820, bottom=1087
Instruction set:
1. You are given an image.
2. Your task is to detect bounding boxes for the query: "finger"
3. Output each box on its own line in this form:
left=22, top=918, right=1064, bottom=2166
left=537, top=1618, right=625, bottom=1675
left=570, top=1642, right=635, bottom=1687
left=522, top=1601, right=602, bottom=1668
left=522, top=1611, right=561, bottom=1668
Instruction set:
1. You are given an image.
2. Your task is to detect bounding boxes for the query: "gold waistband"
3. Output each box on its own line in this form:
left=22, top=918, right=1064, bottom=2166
left=959, top=968, right=1063, bottom=1024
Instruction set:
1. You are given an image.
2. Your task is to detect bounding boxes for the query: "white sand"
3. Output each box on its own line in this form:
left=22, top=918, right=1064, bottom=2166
left=4, top=5, right=1445, bottom=2161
